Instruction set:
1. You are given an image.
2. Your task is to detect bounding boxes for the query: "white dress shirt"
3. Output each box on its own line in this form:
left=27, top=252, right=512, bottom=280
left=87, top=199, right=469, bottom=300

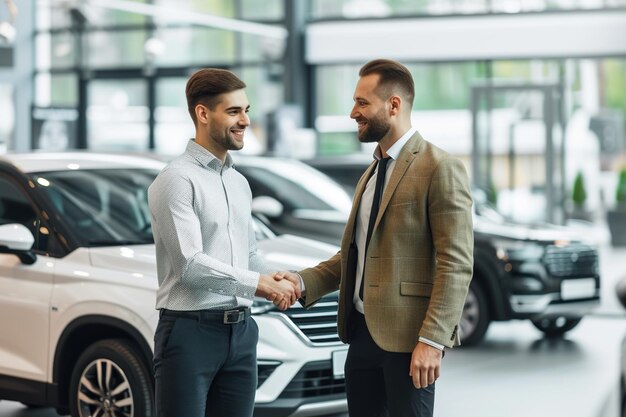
left=148, top=140, right=268, bottom=311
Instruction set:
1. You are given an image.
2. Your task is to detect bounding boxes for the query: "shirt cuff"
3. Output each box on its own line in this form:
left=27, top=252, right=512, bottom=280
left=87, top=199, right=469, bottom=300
left=419, top=337, right=445, bottom=351
left=291, top=271, right=306, bottom=294
left=237, top=269, right=260, bottom=299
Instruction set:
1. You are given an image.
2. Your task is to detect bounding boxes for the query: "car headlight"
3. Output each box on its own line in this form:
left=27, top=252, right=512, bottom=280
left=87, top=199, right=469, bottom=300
left=492, top=238, right=544, bottom=261
left=251, top=298, right=276, bottom=315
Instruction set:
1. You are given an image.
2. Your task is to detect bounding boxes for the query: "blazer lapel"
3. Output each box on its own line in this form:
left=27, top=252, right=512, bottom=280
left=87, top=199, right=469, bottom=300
left=375, top=133, right=423, bottom=229
left=342, top=160, right=376, bottom=251
left=339, top=160, right=376, bottom=315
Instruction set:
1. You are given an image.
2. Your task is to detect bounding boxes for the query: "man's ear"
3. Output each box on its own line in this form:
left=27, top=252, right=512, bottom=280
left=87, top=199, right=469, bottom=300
left=195, top=104, right=210, bottom=125
left=389, top=96, right=402, bottom=116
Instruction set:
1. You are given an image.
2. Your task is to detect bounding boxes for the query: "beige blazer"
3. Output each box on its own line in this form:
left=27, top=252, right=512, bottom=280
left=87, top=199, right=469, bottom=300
left=299, top=132, right=474, bottom=351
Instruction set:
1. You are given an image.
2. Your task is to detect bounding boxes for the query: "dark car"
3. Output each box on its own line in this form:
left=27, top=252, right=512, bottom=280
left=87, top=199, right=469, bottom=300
left=299, top=154, right=601, bottom=345
left=233, top=155, right=352, bottom=245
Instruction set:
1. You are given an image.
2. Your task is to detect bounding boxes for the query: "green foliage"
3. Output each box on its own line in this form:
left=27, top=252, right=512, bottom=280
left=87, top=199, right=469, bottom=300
left=603, top=60, right=626, bottom=118
left=616, top=168, right=626, bottom=204
left=571, top=171, right=587, bottom=207
left=486, top=181, right=498, bottom=206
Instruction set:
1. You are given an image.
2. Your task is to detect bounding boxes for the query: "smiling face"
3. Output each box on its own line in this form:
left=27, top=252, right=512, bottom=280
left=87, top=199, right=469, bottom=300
left=200, top=89, right=250, bottom=157
left=350, top=74, right=391, bottom=143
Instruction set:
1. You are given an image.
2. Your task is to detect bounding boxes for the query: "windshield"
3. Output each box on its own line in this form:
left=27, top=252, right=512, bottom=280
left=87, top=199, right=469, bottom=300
left=32, top=169, right=159, bottom=246
left=236, top=159, right=352, bottom=213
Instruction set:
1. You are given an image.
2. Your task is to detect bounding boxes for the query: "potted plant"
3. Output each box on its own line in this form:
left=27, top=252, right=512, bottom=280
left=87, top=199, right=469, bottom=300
left=607, top=168, right=626, bottom=246
left=568, top=171, right=592, bottom=221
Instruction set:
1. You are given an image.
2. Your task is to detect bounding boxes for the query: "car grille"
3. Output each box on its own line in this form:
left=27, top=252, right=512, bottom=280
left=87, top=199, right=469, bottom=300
left=543, top=244, right=598, bottom=277
left=281, top=292, right=340, bottom=344
left=279, top=360, right=346, bottom=399
left=257, top=361, right=281, bottom=388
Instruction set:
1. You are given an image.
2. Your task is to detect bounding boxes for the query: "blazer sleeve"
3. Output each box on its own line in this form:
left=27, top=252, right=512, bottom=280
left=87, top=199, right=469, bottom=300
left=419, top=157, right=474, bottom=346
left=298, top=251, right=342, bottom=308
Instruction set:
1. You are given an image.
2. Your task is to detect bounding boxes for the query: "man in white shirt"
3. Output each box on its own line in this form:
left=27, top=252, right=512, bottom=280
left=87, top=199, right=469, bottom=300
left=149, top=68, right=297, bottom=417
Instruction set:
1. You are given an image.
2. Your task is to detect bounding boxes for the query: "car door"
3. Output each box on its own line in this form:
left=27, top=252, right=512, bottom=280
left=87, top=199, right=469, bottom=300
left=0, top=174, right=55, bottom=384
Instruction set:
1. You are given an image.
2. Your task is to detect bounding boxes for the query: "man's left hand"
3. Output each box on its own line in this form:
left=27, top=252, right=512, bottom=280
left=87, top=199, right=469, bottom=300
left=409, top=342, right=442, bottom=389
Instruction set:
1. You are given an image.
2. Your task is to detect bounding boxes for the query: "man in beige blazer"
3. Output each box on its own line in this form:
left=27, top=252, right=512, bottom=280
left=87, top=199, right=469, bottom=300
left=279, top=59, right=473, bottom=417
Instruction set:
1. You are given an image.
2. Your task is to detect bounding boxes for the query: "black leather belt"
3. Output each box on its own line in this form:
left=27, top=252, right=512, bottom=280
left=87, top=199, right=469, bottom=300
left=160, top=308, right=250, bottom=324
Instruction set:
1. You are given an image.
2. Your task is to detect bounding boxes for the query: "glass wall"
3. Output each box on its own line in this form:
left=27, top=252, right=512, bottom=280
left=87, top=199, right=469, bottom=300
left=310, top=0, right=626, bottom=18
left=314, top=57, right=626, bottom=222
left=0, top=84, right=13, bottom=152
left=34, top=0, right=287, bottom=154
left=315, top=62, right=486, bottom=154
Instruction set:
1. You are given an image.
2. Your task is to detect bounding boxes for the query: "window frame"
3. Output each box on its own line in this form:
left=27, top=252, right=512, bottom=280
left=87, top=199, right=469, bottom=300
left=0, top=164, right=72, bottom=258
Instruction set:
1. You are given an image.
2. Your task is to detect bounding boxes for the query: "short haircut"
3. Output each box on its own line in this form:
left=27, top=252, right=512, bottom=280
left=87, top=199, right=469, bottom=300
left=359, top=59, right=415, bottom=107
left=185, top=68, right=246, bottom=125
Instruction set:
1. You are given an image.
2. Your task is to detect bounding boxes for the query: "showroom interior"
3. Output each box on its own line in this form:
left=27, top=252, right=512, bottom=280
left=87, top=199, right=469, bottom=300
left=0, top=0, right=626, bottom=416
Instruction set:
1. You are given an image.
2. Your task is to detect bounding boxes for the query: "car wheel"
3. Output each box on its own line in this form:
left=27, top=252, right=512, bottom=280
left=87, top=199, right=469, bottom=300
left=69, top=339, right=153, bottom=417
left=531, top=316, right=582, bottom=337
left=459, top=280, right=490, bottom=346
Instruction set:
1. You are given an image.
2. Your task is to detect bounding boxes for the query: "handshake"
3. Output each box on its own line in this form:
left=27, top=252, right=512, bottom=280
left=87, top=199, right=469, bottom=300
left=255, top=271, right=302, bottom=311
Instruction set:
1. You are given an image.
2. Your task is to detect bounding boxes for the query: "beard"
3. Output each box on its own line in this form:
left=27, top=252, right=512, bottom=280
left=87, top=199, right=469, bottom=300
left=210, top=124, right=244, bottom=151
left=357, top=107, right=391, bottom=143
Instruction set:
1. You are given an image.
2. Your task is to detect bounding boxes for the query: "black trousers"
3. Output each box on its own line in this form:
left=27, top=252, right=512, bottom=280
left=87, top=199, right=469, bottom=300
left=153, top=309, right=258, bottom=417
left=345, top=311, right=435, bottom=417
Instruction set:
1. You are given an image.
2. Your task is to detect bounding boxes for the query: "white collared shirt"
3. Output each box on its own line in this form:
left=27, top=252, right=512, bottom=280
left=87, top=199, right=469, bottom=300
left=148, top=140, right=268, bottom=311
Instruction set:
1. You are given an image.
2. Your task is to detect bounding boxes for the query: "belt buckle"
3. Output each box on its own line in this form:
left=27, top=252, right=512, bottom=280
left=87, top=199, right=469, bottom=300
left=223, top=309, right=244, bottom=324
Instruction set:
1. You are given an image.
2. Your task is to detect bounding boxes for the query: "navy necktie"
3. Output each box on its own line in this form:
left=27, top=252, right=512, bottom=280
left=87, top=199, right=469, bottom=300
left=360, top=157, right=391, bottom=300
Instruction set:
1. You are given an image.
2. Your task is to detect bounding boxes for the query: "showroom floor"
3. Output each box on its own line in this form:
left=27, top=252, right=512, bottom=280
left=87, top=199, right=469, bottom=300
left=1, top=244, right=624, bottom=417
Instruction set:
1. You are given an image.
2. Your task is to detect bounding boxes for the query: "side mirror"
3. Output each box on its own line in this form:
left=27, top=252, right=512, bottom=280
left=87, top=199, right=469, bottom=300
left=0, top=223, right=37, bottom=265
left=251, top=196, right=284, bottom=219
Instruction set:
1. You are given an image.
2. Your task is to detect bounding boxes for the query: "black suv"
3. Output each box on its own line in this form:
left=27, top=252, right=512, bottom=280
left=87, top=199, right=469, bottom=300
left=280, top=154, right=601, bottom=345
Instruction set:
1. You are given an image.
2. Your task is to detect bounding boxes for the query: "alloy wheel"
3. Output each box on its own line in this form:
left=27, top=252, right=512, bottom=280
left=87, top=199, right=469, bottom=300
left=77, top=358, right=134, bottom=417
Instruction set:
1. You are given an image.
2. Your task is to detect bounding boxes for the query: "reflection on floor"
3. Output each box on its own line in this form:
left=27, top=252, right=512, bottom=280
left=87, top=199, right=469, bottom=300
left=437, top=317, right=624, bottom=417
left=1, top=246, right=625, bottom=417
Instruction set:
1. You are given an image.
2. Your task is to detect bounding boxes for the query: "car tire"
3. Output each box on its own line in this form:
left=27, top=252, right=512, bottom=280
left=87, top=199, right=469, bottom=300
left=531, top=316, right=582, bottom=337
left=459, top=280, right=490, bottom=346
left=69, top=338, right=154, bottom=417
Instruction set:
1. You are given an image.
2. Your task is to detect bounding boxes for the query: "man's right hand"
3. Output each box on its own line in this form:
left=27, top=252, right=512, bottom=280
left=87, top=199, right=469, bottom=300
left=274, top=271, right=302, bottom=296
left=256, top=273, right=298, bottom=310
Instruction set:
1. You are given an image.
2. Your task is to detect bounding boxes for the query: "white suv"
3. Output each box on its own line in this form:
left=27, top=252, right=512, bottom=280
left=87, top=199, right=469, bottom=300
left=0, top=153, right=348, bottom=417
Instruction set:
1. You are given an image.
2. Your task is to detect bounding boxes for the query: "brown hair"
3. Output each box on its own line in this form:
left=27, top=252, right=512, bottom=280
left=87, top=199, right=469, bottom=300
left=185, top=68, right=246, bottom=125
left=359, top=59, right=414, bottom=107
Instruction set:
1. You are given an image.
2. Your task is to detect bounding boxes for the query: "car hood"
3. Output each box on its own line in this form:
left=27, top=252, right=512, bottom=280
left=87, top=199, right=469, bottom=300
left=474, top=216, right=585, bottom=243
left=256, top=234, right=338, bottom=270
left=89, top=244, right=158, bottom=277
left=88, top=235, right=338, bottom=277
left=292, top=209, right=350, bottom=223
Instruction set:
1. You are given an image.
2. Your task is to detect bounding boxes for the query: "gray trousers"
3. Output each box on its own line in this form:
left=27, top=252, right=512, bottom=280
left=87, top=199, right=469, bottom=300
left=153, top=309, right=258, bottom=417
